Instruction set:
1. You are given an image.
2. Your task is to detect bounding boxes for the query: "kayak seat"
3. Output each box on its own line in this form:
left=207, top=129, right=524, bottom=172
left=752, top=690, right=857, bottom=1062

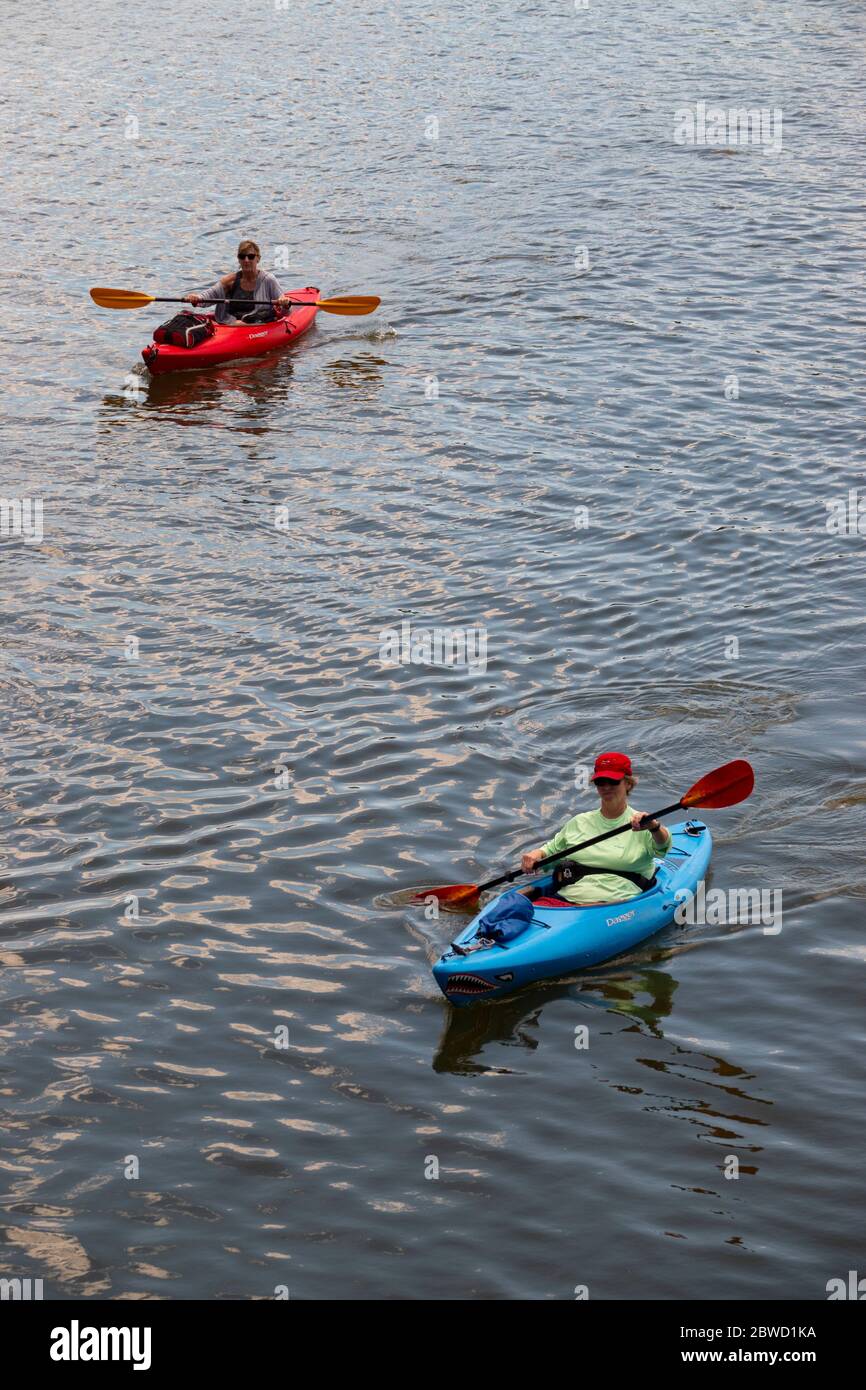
left=239, top=306, right=278, bottom=324
left=533, top=895, right=572, bottom=908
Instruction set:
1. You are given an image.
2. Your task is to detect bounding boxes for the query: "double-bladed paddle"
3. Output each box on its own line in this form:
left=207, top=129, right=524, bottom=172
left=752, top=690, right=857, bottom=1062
left=412, top=759, right=755, bottom=912
left=89, top=287, right=380, bottom=315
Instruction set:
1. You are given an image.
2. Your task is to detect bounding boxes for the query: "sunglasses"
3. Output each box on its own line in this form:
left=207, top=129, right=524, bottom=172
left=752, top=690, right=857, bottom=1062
left=594, top=778, right=619, bottom=788
left=239, top=252, right=258, bottom=261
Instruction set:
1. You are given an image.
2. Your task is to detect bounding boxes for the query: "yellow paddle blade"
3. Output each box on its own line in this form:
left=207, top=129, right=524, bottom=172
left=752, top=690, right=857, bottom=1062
left=314, top=295, right=380, bottom=316
left=90, top=287, right=156, bottom=309
left=89, top=287, right=380, bottom=314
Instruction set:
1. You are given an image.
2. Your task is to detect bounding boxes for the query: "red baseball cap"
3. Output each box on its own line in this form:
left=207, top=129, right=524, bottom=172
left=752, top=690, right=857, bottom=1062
left=591, top=751, right=632, bottom=782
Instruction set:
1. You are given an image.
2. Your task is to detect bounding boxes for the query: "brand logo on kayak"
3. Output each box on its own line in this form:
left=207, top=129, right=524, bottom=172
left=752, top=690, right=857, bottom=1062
left=378, top=620, right=488, bottom=675
left=0, top=496, right=43, bottom=544
left=673, top=102, right=783, bottom=153
left=675, top=881, right=782, bottom=934
left=825, top=489, right=866, bottom=536
left=248, top=330, right=269, bottom=339
left=605, top=909, right=636, bottom=927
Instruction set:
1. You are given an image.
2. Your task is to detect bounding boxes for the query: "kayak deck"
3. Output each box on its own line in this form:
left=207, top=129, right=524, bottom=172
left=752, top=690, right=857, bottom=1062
left=142, top=286, right=320, bottom=375
left=432, top=820, right=713, bottom=1004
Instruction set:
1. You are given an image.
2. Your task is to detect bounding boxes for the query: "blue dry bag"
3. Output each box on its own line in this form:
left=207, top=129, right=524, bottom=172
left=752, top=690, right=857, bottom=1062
left=476, top=890, right=534, bottom=944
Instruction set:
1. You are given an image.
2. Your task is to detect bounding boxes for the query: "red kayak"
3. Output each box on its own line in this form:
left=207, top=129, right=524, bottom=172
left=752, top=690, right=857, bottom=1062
left=142, top=287, right=320, bottom=375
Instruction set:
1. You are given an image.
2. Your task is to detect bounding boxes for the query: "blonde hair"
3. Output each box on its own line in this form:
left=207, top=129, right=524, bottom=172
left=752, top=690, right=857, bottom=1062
left=237, top=239, right=261, bottom=259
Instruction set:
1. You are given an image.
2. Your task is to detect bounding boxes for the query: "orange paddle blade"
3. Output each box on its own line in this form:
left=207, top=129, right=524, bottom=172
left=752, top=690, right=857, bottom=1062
left=681, top=759, right=754, bottom=809
left=409, top=883, right=480, bottom=911
left=90, top=287, right=155, bottom=309
left=315, top=294, right=380, bottom=315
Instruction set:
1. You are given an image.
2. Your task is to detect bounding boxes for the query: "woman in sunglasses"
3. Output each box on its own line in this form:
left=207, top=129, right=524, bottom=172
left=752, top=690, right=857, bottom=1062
left=184, top=240, right=292, bottom=323
left=520, top=752, right=672, bottom=905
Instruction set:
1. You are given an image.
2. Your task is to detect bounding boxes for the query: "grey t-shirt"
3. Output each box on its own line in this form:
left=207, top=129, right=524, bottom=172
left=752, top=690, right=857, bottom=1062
left=195, top=270, right=284, bottom=323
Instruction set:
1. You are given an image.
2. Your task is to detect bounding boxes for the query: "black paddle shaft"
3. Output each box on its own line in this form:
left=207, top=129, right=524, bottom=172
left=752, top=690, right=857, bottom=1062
left=478, top=799, right=686, bottom=896
left=154, top=297, right=310, bottom=307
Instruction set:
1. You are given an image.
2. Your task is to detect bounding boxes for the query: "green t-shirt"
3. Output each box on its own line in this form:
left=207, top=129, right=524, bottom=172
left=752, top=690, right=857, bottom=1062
left=540, top=805, right=671, bottom=905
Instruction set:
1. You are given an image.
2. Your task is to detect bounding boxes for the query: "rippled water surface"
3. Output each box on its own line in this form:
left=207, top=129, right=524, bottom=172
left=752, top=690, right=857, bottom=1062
left=1, top=0, right=865, bottom=1299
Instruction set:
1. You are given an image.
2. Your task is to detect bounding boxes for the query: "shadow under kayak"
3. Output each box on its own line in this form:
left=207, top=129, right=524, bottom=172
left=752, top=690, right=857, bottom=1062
left=141, top=287, right=319, bottom=375
left=432, top=820, right=712, bottom=1005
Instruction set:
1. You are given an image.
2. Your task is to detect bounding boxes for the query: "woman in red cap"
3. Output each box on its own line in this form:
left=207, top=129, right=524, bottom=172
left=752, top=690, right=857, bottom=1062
left=520, top=752, right=672, bottom=905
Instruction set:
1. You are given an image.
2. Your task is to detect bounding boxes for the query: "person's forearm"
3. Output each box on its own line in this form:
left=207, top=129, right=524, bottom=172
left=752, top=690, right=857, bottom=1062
left=196, top=282, right=224, bottom=303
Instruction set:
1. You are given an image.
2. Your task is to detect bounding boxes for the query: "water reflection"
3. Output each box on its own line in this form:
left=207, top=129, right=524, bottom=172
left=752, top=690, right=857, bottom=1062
left=97, top=353, right=305, bottom=426
left=322, top=354, right=387, bottom=390
left=432, top=962, right=769, bottom=1168
left=144, top=355, right=301, bottom=413
left=432, top=963, right=681, bottom=1073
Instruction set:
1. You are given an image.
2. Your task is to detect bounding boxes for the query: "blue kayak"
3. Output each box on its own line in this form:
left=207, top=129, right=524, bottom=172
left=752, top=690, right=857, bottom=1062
left=432, top=820, right=712, bottom=1004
